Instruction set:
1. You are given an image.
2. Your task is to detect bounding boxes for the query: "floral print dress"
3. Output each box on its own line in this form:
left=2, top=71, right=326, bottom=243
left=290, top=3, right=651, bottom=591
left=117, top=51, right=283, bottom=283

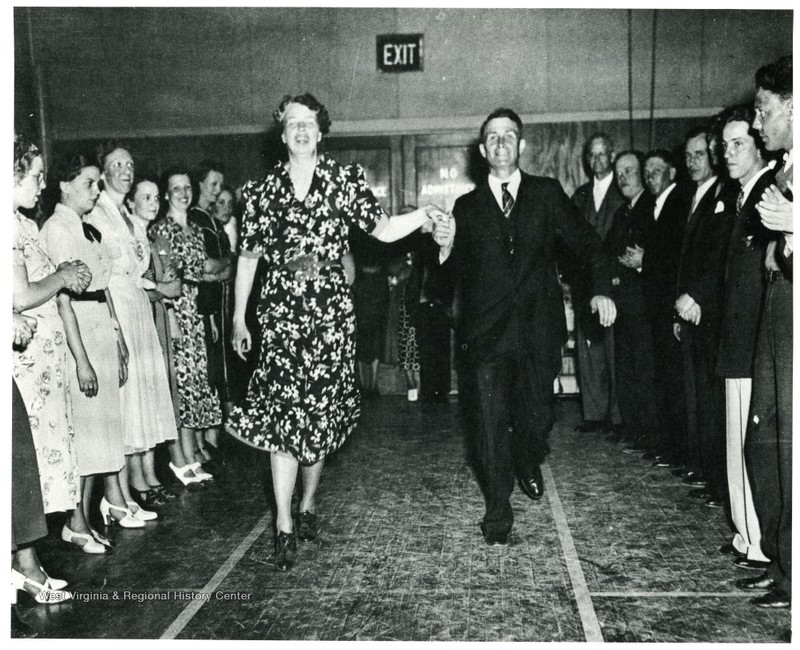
left=12, top=212, right=79, bottom=513
left=227, top=154, right=385, bottom=463
left=149, top=216, right=222, bottom=429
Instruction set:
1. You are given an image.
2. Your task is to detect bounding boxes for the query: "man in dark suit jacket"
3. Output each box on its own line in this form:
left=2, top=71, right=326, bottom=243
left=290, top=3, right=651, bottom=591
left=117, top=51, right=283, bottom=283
left=739, top=57, right=793, bottom=610
left=604, top=151, right=658, bottom=452
left=432, top=108, right=616, bottom=545
left=570, top=134, right=626, bottom=433
left=715, top=106, right=774, bottom=580
left=672, top=128, right=734, bottom=508
left=622, top=150, right=692, bottom=468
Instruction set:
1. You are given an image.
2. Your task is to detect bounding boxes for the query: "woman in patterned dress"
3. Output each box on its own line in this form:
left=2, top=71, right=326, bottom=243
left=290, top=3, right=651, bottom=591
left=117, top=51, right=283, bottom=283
left=228, top=93, right=444, bottom=570
left=11, top=135, right=83, bottom=601
left=149, top=167, right=224, bottom=486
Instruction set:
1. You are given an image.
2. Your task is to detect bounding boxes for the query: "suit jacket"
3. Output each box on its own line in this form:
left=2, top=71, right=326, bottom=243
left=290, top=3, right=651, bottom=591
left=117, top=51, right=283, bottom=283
left=676, top=177, right=735, bottom=318
left=604, top=191, right=655, bottom=319
left=774, top=158, right=793, bottom=277
left=448, top=171, right=613, bottom=378
left=716, top=168, right=776, bottom=378
left=572, top=178, right=626, bottom=242
left=641, top=183, right=693, bottom=318
left=188, top=206, right=231, bottom=315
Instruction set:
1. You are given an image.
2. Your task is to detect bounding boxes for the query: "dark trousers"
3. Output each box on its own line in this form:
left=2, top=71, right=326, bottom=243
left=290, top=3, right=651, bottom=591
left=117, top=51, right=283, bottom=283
left=466, top=350, right=552, bottom=535
left=614, top=312, right=658, bottom=446
left=204, top=312, right=230, bottom=403
left=649, top=310, right=688, bottom=459
left=684, top=321, right=727, bottom=499
left=417, top=301, right=451, bottom=400
left=12, top=379, right=47, bottom=549
left=746, top=275, right=792, bottom=594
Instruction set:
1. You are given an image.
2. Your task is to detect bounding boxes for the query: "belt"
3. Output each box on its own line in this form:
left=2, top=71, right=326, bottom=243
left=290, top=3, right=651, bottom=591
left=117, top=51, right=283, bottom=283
left=69, top=289, right=107, bottom=303
left=282, top=255, right=341, bottom=280
left=765, top=269, right=788, bottom=283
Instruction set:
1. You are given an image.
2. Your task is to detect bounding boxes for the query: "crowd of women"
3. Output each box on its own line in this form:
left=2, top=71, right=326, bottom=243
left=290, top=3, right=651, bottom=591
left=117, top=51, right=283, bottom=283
left=11, top=92, right=448, bottom=610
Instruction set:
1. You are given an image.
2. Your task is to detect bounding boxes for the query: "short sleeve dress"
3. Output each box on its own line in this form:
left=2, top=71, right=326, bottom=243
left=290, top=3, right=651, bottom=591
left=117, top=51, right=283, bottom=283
left=226, top=154, right=386, bottom=463
left=148, top=215, right=222, bottom=430
left=12, top=212, right=80, bottom=513
left=41, top=203, right=126, bottom=477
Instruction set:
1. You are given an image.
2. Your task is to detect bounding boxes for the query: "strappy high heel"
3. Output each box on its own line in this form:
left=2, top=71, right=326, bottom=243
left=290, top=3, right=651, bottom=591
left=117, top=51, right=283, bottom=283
left=188, top=462, right=215, bottom=482
left=61, top=524, right=107, bottom=554
left=39, top=567, right=67, bottom=591
left=11, top=569, right=72, bottom=605
left=99, top=497, right=145, bottom=528
left=90, top=528, right=115, bottom=548
left=125, top=501, right=158, bottom=522
left=169, top=462, right=206, bottom=486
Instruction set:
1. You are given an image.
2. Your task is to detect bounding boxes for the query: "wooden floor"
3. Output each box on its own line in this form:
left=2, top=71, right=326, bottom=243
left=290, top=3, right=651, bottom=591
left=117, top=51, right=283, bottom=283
left=16, top=396, right=791, bottom=641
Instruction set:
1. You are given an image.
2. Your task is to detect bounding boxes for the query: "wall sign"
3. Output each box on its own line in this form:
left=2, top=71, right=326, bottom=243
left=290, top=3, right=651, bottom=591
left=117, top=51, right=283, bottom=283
left=376, top=34, right=423, bottom=72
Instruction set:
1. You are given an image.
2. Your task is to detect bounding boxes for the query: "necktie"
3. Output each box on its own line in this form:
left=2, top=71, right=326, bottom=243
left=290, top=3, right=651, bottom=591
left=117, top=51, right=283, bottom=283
left=501, top=182, right=514, bottom=218
left=775, top=165, right=793, bottom=201
left=736, top=190, right=744, bottom=215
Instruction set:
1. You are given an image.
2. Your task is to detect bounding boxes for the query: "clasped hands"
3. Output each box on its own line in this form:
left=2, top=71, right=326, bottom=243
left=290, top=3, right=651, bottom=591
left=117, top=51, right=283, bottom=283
left=757, top=184, right=793, bottom=235
left=57, top=259, right=92, bottom=293
left=422, top=205, right=456, bottom=251
left=619, top=244, right=644, bottom=270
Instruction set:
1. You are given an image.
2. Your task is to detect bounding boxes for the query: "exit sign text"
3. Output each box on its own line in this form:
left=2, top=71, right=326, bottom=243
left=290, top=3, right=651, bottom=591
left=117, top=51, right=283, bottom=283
left=376, top=34, right=424, bottom=73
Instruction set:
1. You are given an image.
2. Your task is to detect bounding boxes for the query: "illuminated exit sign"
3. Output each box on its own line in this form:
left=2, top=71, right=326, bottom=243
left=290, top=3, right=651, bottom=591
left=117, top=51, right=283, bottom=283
left=376, top=34, right=423, bottom=72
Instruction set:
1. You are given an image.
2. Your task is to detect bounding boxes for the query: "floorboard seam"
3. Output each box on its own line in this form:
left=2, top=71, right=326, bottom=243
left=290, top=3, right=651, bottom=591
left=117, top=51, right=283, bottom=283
left=543, top=462, right=604, bottom=643
left=160, top=514, right=272, bottom=639
left=591, top=591, right=755, bottom=598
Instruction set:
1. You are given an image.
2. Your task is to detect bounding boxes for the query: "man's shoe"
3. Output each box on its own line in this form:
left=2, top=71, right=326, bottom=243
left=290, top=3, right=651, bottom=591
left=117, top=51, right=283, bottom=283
left=480, top=523, right=509, bottom=546
left=681, top=472, right=707, bottom=487
left=704, top=498, right=724, bottom=509
left=688, top=488, right=710, bottom=500
left=734, top=557, right=772, bottom=571
left=718, top=542, right=745, bottom=558
left=751, top=590, right=791, bottom=609
left=518, top=465, right=544, bottom=500
left=736, top=572, right=776, bottom=591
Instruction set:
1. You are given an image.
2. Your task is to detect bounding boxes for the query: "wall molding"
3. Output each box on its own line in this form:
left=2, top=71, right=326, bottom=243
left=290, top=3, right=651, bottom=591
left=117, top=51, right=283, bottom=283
left=55, top=107, right=725, bottom=142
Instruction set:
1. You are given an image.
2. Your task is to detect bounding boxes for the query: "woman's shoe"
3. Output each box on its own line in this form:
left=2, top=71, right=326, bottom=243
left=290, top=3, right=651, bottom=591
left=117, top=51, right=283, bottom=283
left=61, top=524, right=107, bottom=554
left=126, top=501, right=158, bottom=522
left=149, top=484, right=179, bottom=501
left=188, top=462, right=215, bottom=482
left=169, top=462, right=206, bottom=486
left=274, top=531, right=297, bottom=571
left=11, top=569, right=72, bottom=604
left=296, top=511, right=318, bottom=542
left=90, top=529, right=115, bottom=548
left=133, top=487, right=167, bottom=508
left=99, top=497, right=145, bottom=528
left=39, top=568, right=67, bottom=591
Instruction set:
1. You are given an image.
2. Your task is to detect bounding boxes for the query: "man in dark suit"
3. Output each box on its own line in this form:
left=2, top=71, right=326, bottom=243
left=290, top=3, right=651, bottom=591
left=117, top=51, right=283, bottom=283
left=622, top=150, right=692, bottom=469
left=571, top=134, right=626, bottom=433
left=714, top=105, right=774, bottom=579
left=672, top=128, right=733, bottom=509
left=739, top=56, right=793, bottom=610
left=432, top=108, right=616, bottom=545
left=604, top=151, right=658, bottom=452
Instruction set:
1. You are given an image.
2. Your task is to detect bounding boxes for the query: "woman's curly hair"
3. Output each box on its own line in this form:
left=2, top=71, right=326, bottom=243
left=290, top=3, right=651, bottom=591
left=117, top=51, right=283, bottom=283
left=273, top=93, right=331, bottom=135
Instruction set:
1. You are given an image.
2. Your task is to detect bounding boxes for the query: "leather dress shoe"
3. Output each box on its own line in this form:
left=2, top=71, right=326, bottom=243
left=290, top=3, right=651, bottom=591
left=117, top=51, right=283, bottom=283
left=736, top=572, right=776, bottom=591
left=687, top=488, right=710, bottom=500
left=681, top=472, right=707, bottom=487
left=751, top=589, right=791, bottom=609
left=704, top=498, right=724, bottom=509
left=718, top=542, right=745, bottom=558
left=518, top=465, right=544, bottom=500
left=480, top=523, right=509, bottom=546
left=734, top=557, right=771, bottom=571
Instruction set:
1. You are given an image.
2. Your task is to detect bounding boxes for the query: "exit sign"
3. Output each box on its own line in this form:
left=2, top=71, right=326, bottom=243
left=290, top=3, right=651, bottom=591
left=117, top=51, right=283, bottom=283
left=376, top=34, right=424, bottom=72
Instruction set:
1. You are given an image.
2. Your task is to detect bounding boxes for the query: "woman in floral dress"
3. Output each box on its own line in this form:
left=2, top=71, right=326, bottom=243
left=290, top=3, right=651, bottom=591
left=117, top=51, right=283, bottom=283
left=150, top=167, right=223, bottom=486
left=228, top=93, right=443, bottom=571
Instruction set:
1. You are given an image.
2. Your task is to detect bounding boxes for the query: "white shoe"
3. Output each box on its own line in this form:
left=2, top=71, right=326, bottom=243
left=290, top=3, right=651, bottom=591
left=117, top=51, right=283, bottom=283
left=99, top=497, right=145, bottom=528
left=189, top=461, right=215, bottom=482
left=407, top=388, right=419, bottom=402
left=11, top=569, right=72, bottom=605
left=61, top=524, right=107, bottom=554
left=126, top=501, right=158, bottom=521
left=39, top=567, right=68, bottom=590
left=169, top=461, right=205, bottom=485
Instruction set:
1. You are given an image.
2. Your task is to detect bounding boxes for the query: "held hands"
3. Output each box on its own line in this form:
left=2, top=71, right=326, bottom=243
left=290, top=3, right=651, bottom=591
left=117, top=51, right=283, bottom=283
left=57, top=260, right=92, bottom=293
left=675, top=293, right=701, bottom=325
left=590, top=295, right=617, bottom=327
left=429, top=208, right=455, bottom=251
left=12, top=313, right=37, bottom=347
left=757, top=185, right=793, bottom=234
left=619, top=245, right=644, bottom=270
left=231, top=319, right=251, bottom=361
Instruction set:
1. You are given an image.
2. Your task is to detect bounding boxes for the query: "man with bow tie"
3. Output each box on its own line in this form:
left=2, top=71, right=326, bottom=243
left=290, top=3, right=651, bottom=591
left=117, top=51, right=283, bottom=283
left=738, top=55, right=793, bottom=610
left=432, top=108, right=615, bottom=546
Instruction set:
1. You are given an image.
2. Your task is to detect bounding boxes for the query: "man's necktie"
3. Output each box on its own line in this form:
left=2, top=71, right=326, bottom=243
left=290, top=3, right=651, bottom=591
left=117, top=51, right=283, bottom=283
left=501, top=182, right=514, bottom=218
left=775, top=165, right=793, bottom=201
left=736, top=190, right=745, bottom=215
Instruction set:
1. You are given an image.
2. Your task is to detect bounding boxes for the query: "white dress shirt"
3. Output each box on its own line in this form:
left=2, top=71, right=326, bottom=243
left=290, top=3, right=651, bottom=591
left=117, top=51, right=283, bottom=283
left=653, top=183, right=676, bottom=221
left=487, top=168, right=521, bottom=212
left=592, top=172, right=614, bottom=212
